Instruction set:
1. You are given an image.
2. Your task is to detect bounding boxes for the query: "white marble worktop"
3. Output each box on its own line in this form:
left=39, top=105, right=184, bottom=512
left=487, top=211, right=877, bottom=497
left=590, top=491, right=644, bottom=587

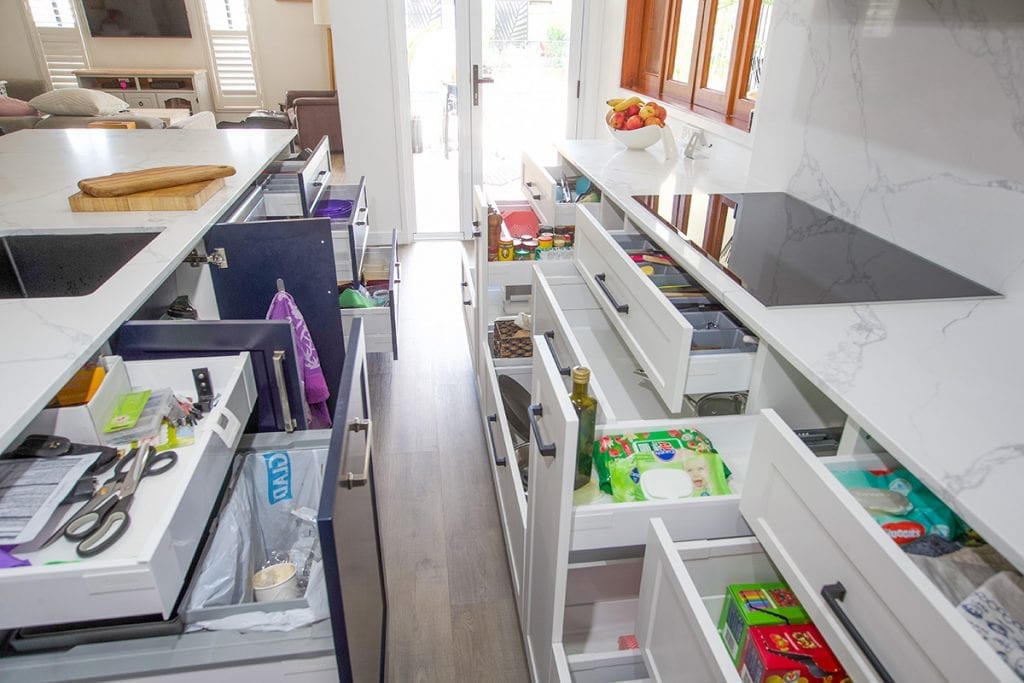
left=557, top=139, right=1024, bottom=572
left=0, top=128, right=295, bottom=450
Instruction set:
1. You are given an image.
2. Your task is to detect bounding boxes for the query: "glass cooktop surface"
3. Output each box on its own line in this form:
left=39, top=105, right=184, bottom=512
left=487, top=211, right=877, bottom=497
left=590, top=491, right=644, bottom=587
left=630, top=192, right=998, bottom=307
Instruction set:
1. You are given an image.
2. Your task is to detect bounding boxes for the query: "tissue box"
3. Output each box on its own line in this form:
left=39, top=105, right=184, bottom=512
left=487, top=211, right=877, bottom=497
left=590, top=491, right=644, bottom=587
left=739, top=624, right=849, bottom=683
left=718, top=583, right=809, bottom=666
left=18, top=356, right=130, bottom=444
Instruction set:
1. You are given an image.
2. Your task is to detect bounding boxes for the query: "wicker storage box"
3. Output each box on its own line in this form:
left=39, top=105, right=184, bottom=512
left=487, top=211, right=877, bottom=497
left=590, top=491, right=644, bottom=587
left=493, top=317, right=533, bottom=358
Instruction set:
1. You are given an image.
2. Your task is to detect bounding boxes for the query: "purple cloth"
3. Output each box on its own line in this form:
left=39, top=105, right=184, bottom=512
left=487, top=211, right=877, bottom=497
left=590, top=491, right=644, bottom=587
left=266, top=291, right=332, bottom=429
left=0, top=546, right=30, bottom=568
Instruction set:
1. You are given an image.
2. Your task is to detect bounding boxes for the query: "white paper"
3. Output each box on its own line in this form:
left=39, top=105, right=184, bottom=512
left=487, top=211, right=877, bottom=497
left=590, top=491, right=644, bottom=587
left=0, top=453, right=99, bottom=545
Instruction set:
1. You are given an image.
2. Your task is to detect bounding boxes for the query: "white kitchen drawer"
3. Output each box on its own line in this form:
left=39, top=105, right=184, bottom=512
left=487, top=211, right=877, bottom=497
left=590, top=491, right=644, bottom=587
left=126, top=92, right=158, bottom=109
left=637, top=526, right=781, bottom=682
left=480, top=341, right=529, bottom=613
left=462, top=249, right=479, bottom=375
left=0, top=353, right=256, bottom=629
left=559, top=648, right=650, bottom=683
left=521, top=153, right=579, bottom=226
left=574, top=211, right=755, bottom=412
left=340, top=230, right=399, bottom=359
left=740, top=410, right=1014, bottom=682
left=262, top=136, right=331, bottom=218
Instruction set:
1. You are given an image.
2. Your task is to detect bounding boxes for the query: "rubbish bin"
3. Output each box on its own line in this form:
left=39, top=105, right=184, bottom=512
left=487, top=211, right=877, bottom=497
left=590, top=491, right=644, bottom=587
left=411, top=115, right=423, bottom=154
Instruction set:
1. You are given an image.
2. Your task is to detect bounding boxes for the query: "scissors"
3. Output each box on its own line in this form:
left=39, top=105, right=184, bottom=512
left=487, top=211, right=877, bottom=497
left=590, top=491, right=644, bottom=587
left=62, top=445, right=177, bottom=557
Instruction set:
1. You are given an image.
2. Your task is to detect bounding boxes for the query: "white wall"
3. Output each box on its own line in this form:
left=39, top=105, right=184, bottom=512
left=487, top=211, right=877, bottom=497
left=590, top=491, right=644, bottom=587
left=249, top=0, right=330, bottom=109
left=0, top=1, right=41, bottom=83
left=748, top=0, right=1024, bottom=295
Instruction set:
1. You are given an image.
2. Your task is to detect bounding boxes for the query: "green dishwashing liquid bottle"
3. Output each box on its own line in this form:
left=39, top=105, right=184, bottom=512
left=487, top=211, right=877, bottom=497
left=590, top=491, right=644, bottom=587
left=570, top=366, right=598, bottom=490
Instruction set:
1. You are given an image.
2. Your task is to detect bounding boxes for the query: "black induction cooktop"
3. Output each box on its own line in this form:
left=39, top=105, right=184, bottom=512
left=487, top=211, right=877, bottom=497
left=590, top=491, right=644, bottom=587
left=630, top=192, right=999, bottom=307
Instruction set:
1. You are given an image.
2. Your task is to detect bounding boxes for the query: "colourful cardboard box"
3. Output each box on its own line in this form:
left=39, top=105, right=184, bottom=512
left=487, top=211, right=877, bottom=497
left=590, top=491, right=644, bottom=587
left=739, top=624, right=850, bottom=683
left=718, top=583, right=810, bottom=666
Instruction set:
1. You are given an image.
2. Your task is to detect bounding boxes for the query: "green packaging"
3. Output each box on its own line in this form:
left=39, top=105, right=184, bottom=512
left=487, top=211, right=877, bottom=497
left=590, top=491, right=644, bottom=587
left=717, top=582, right=810, bottom=666
left=595, top=429, right=732, bottom=501
left=103, top=389, right=152, bottom=432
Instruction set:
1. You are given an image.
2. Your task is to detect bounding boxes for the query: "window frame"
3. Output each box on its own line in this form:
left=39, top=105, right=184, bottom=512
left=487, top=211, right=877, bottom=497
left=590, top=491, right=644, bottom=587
left=620, top=0, right=767, bottom=131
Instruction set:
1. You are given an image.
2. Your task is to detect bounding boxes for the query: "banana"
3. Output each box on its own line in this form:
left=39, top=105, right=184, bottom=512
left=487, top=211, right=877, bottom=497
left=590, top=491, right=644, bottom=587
left=606, top=98, right=624, bottom=108
left=613, top=96, right=642, bottom=112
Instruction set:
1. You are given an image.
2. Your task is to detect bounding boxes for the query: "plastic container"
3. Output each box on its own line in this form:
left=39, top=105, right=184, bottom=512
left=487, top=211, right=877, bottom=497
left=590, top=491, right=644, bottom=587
left=313, top=199, right=354, bottom=221
left=252, top=562, right=300, bottom=602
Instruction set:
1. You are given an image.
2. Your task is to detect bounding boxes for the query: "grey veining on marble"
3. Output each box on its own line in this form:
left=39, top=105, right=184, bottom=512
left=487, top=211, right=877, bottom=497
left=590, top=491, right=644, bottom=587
left=557, top=137, right=1024, bottom=574
left=0, top=128, right=295, bottom=450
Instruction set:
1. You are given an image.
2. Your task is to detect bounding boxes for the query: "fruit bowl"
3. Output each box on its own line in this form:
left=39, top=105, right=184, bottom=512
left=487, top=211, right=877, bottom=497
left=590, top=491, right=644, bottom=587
left=605, top=108, right=664, bottom=150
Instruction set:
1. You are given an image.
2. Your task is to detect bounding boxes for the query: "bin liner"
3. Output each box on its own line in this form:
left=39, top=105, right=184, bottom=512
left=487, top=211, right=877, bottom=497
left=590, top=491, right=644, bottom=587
left=184, top=448, right=329, bottom=631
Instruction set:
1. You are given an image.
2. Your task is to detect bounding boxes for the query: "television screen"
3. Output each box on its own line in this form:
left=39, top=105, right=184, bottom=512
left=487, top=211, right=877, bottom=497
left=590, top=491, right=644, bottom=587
left=84, top=0, right=192, bottom=38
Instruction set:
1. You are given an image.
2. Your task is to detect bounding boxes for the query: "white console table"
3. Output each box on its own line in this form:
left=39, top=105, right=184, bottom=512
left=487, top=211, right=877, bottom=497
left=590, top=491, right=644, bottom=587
left=74, top=68, right=209, bottom=114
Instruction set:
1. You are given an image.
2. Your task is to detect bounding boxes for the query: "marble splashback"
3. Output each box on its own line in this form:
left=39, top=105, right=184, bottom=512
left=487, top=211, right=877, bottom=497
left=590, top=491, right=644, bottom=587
left=749, top=0, right=1024, bottom=296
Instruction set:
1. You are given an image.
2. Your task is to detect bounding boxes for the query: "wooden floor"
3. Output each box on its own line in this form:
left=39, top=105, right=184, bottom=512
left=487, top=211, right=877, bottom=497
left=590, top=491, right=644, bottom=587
left=367, top=240, right=530, bottom=682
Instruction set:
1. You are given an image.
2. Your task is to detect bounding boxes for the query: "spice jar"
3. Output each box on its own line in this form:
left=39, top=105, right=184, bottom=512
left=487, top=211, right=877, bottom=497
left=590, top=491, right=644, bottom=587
left=537, top=234, right=553, bottom=251
left=498, top=237, right=514, bottom=261
left=552, top=234, right=566, bottom=248
left=522, top=238, right=538, bottom=260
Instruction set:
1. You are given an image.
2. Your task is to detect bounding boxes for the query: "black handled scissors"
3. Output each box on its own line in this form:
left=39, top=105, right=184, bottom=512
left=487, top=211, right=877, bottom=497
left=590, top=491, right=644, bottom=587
left=63, top=446, right=177, bottom=557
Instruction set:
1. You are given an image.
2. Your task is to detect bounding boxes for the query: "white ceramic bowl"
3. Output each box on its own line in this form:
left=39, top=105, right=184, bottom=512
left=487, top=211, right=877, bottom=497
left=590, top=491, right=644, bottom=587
left=606, top=111, right=664, bottom=150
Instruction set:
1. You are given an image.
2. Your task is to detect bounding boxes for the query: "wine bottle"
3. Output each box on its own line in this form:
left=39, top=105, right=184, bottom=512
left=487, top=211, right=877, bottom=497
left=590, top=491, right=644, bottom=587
left=570, top=366, right=598, bottom=490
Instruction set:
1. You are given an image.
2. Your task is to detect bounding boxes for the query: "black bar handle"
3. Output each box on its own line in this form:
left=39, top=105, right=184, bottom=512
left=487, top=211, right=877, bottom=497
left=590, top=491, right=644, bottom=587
left=528, top=404, right=556, bottom=458
left=542, top=331, right=571, bottom=376
left=821, top=582, right=895, bottom=683
left=472, top=219, right=481, bottom=238
left=486, top=414, right=506, bottom=467
left=524, top=181, right=542, bottom=200
left=461, top=280, right=472, bottom=306
left=594, top=273, right=629, bottom=314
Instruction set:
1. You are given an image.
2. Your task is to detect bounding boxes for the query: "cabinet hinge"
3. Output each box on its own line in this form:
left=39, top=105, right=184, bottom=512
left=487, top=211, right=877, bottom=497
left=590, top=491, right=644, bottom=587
left=185, top=247, right=228, bottom=269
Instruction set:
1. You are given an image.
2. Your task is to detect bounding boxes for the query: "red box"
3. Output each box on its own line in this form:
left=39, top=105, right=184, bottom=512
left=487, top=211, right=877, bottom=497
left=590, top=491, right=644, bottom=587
left=739, top=624, right=850, bottom=683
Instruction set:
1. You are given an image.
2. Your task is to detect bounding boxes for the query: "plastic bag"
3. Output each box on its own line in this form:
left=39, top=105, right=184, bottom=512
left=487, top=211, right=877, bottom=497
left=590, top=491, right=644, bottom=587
left=183, top=447, right=328, bottom=629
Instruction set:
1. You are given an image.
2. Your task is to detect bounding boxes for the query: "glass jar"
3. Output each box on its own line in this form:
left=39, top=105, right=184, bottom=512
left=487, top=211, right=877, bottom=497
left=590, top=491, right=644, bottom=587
left=497, top=237, right=514, bottom=261
left=552, top=234, right=566, bottom=249
left=537, top=234, right=553, bottom=251
left=522, top=238, right=538, bottom=260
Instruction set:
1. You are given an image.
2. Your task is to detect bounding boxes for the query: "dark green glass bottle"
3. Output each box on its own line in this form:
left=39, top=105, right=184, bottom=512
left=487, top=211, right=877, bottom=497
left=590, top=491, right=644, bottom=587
left=570, top=366, right=597, bottom=490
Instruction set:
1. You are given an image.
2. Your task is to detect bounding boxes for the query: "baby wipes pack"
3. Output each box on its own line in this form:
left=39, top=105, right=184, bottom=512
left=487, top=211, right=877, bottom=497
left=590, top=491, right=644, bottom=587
left=595, top=429, right=731, bottom=502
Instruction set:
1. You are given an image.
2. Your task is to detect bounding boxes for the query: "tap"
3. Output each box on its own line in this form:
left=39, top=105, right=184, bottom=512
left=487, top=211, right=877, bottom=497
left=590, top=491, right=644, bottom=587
left=683, top=130, right=706, bottom=159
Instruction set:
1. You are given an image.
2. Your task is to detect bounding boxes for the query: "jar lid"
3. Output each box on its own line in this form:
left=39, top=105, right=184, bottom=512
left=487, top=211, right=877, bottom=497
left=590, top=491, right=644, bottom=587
left=523, top=239, right=538, bottom=247
left=499, top=237, right=513, bottom=246
left=519, top=233, right=535, bottom=241
left=538, top=235, right=553, bottom=244
left=571, top=366, right=590, bottom=383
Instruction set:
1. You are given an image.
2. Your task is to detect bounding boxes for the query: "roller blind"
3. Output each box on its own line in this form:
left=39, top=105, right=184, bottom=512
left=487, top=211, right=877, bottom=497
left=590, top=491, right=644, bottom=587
left=201, top=0, right=261, bottom=109
left=24, top=0, right=88, bottom=89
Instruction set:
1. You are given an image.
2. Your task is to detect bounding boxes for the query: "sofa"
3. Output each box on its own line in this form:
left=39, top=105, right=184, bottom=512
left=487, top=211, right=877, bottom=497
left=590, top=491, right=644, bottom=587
left=284, top=90, right=343, bottom=152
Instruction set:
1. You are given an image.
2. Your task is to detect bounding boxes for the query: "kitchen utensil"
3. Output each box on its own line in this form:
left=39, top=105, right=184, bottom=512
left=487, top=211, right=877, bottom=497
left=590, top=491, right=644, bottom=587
left=78, top=165, right=236, bottom=197
left=497, top=375, right=531, bottom=446
left=692, top=392, right=747, bottom=417
left=68, top=178, right=226, bottom=212
left=575, top=176, right=592, bottom=200
left=63, top=446, right=178, bottom=557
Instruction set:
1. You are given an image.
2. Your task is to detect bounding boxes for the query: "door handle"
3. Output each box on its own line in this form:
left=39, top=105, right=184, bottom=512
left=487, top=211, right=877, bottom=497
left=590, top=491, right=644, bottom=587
left=594, top=273, right=629, bottom=314
left=528, top=404, right=557, bottom=458
left=542, top=331, right=571, bottom=376
left=339, top=419, right=372, bottom=489
left=472, top=64, right=494, bottom=106
left=821, top=582, right=895, bottom=683
left=486, top=414, right=507, bottom=467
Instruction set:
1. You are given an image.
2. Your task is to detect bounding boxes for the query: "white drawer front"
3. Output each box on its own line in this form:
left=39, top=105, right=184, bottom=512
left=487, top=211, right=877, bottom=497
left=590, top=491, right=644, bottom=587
left=462, top=250, right=478, bottom=375
left=0, top=353, right=255, bottom=629
left=341, top=308, right=392, bottom=354
left=575, top=211, right=692, bottom=412
left=740, top=410, right=1011, bottom=682
left=481, top=345, right=529, bottom=610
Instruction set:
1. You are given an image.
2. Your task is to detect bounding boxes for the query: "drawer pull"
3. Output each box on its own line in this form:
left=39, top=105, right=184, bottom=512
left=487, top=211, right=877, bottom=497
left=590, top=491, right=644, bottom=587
left=339, top=418, right=373, bottom=489
left=542, top=331, right=571, bottom=376
left=594, top=273, right=629, bottom=314
left=472, top=219, right=481, bottom=238
left=394, top=260, right=402, bottom=284
left=486, top=414, right=507, bottom=466
left=272, top=350, right=297, bottom=432
left=312, top=170, right=329, bottom=187
left=528, top=404, right=556, bottom=458
left=821, top=582, right=895, bottom=683
left=524, top=181, right=542, bottom=201
left=461, top=280, right=472, bottom=306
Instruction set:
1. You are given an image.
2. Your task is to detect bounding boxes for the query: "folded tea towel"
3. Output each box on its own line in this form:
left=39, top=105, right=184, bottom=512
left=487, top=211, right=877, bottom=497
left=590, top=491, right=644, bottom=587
left=909, top=544, right=1018, bottom=605
left=267, top=290, right=332, bottom=429
left=958, top=572, right=1024, bottom=679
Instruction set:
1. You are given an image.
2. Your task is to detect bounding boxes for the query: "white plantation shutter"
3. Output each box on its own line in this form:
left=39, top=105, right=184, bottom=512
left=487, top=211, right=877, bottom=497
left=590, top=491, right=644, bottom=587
left=25, top=0, right=88, bottom=89
left=201, top=0, right=261, bottom=109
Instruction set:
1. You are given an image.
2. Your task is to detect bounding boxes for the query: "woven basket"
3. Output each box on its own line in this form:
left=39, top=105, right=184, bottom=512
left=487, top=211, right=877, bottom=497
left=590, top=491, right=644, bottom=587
left=493, top=318, right=533, bottom=358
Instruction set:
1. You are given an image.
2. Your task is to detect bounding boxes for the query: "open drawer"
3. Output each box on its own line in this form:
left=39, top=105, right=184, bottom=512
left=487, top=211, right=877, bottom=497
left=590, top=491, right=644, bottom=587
left=521, top=152, right=582, bottom=226
left=479, top=337, right=530, bottom=613
left=0, top=352, right=256, bottom=629
left=261, top=135, right=332, bottom=218
left=340, top=228, right=400, bottom=359
left=325, top=176, right=369, bottom=286
left=573, top=212, right=757, bottom=412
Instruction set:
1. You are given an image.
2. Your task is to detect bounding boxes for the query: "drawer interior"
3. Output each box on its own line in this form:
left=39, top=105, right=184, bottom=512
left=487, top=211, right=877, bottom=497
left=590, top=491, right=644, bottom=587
left=563, top=559, right=644, bottom=655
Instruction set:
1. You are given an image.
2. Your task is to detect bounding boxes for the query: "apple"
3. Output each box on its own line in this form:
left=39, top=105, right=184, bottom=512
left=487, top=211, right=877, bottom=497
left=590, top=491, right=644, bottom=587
left=609, top=112, right=627, bottom=129
left=624, top=115, right=644, bottom=130
left=653, top=103, right=668, bottom=120
left=638, top=104, right=657, bottom=120
left=625, top=104, right=641, bottom=117
left=644, top=116, right=664, bottom=127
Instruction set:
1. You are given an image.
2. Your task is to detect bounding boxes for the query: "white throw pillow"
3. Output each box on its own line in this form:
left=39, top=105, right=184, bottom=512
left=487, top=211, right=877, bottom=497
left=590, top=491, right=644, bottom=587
left=28, top=88, right=129, bottom=116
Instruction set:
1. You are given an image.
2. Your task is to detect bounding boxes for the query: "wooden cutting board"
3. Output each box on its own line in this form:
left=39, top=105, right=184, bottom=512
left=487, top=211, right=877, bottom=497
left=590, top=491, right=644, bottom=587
left=78, top=165, right=236, bottom=197
left=68, top=177, right=225, bottom=212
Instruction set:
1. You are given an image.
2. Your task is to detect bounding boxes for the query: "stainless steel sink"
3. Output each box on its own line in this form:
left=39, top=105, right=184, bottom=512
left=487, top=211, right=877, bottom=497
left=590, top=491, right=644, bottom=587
left=0, top=233, right=156, bottom=299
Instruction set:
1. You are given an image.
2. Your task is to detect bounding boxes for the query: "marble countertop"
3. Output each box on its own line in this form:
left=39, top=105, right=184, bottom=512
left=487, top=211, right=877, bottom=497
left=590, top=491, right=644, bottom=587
left=557, top=139, right=1024, bottom=571
left=0, top=128, right=295, bottom=450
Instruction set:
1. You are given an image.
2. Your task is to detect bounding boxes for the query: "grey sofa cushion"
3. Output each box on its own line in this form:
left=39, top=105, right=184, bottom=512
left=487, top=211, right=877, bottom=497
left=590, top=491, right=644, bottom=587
left=0, top=115, right=43, bottom=134
left=33, top=114, right=166, bottom=129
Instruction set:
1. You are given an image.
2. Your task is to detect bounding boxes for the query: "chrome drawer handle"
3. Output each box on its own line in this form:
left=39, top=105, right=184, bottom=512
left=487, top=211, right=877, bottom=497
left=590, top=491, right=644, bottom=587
left=821, top=582, right=894, bottom=683
left=272, top=350, right=297, bottom=432
left=542, top=331, right=571, bottom=376
left=594, top=273, right=629, bottom=314
left=339, top=419, right=372, bottom=489
left=528, top=404, right=556, bottom=458
left=486, top=414, right=506, bottom=467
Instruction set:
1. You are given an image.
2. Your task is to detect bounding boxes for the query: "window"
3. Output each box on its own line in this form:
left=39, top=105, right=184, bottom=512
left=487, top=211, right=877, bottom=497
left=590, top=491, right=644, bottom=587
left=621, top=0, right=773, bottom=130
left=24, top=0, right=89, bottom=89
left=199, top=0, right=261, bottom=110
